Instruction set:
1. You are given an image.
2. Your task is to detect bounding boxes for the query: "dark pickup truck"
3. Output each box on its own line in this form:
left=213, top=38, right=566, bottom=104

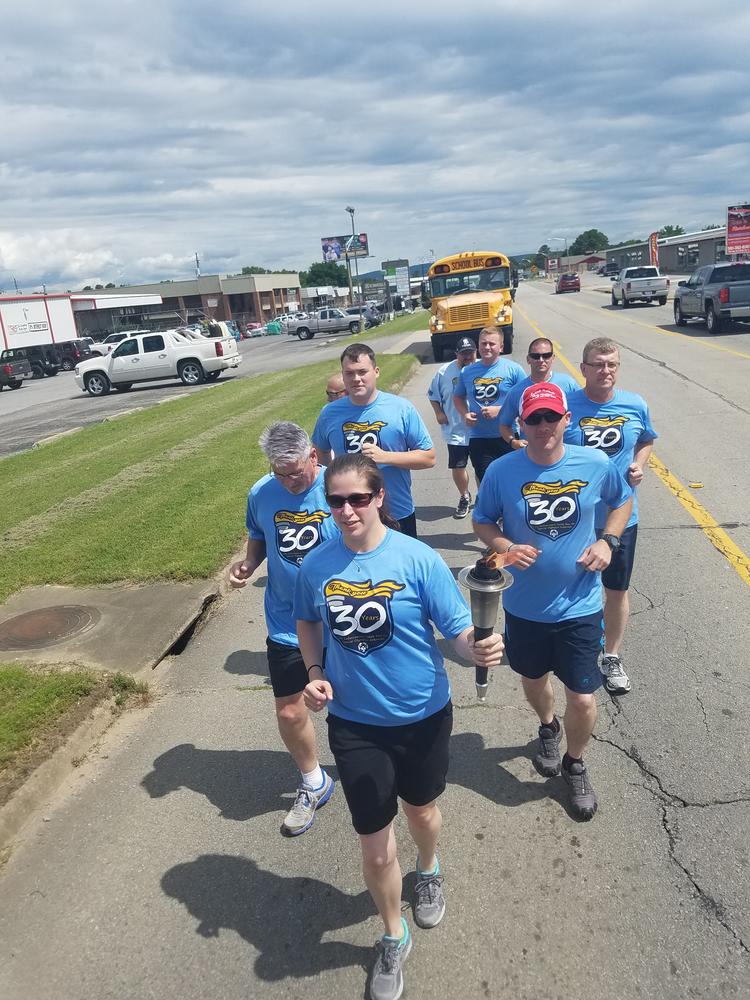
left=673, top=261, right=750, bottom=334
left=0, top=354, right=34, bottom=390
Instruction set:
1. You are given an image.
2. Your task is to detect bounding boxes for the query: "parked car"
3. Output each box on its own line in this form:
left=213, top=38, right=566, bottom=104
left=58, top=339, right=95, bottom=371
left=555, top=273, right=581, bottom=294
left=0, top=344, right=61, bottom=377
left=345, top=305, right=381, bottom=328
left=74, top=329, right=242, bottom=397
left=285, top=308, right=362, bottom=340
left=673, top=261, right=750, bottom=334
left=0, top=353, right=34, bottom=390
left=610, top=266, right=669, bottom=308
left=90, top=330, right=149, bottom=355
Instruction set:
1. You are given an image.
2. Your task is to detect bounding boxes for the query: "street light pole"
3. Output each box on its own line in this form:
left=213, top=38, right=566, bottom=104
left=346, top=206, right=363, bottom=331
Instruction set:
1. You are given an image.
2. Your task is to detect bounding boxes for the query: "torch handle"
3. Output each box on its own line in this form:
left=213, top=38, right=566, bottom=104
left=473, top=625, right=494, bottom=688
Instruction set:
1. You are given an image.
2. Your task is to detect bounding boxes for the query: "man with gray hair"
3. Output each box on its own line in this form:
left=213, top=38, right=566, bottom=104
left=229, top=421, right=337, bottom=836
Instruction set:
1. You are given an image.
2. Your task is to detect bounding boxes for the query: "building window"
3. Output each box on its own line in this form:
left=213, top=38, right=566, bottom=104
left=715, top=241, right=727, bottom=263
left=687, top=244, right=700, bottom=266
left=677, top=245, right=687, bottom=268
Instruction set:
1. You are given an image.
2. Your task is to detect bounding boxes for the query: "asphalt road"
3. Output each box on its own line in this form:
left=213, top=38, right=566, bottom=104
left=0, top=326, right=412, bottom=458
left=1, top=279, right=748, bottom=998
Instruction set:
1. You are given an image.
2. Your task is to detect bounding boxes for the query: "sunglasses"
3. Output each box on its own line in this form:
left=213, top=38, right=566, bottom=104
left=524, top=411, right=565, bottom=425
left=325, top=491, right=377, bottom=509
left=326, top=390, right=345, bottom=400
left=528, top=351, right=553, bottom=360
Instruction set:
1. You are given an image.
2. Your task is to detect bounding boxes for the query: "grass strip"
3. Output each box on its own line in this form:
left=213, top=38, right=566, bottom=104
left=0, top=355, right=417, bottom=600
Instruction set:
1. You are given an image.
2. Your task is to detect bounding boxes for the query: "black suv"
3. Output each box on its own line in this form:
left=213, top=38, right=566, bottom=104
left=0, top=344, right=61, bottom=378
left=58, top=339, right=95, bottom=371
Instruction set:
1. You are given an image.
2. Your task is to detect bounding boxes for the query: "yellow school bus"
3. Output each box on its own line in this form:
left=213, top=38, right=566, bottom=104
left=425, top=251, right=516, bottom=361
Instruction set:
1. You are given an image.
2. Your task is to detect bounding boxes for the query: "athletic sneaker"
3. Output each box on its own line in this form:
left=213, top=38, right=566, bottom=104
left=562, top=759, right=598, bottom=820
left=532, top=718, right=562, bottom=777
left=413, top=861, right=445, bottom=928
left=281, top=771, right=334, bottom=836
left=454, top=493, right=471, bottom=519
left=600, top=654, right=631, bottom=695
left=370, top=918, right=412, bottom=1000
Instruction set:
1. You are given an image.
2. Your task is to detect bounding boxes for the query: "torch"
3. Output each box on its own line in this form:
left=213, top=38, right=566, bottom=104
left=458, top=551, right=514, bottom=702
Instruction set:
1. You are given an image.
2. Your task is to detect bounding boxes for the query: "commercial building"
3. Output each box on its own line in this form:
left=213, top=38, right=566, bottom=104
left=605, top=227, right=731, bottom=275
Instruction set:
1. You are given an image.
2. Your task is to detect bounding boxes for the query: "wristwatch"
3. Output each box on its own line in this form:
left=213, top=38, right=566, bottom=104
left=601, top=534, right=621, bottom=552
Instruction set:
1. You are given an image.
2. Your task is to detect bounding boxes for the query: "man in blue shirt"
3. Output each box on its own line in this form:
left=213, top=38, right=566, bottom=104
left=313, top=343, right=435, bottom=538
left=427, top=336, right=477, bottom=518
left=453, top=326, right=525, bottom=483
left=473, top=383, right=632, bottom=820
left=498, top=337, right=579, bottom=450
left=228, top=421, right=338, bottom=837
left=565, top=337, right=658, bottom=696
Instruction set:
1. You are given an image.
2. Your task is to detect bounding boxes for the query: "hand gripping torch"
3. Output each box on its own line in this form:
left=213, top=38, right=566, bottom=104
left=458, top=549, right=515, bottom=702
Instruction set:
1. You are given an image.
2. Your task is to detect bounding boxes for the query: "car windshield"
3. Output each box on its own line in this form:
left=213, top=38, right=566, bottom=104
left=715, top=264, right=750, bottom=282
left=430, top=266, right=511, bottom=297
left=626, top=268, right=658, bottom=278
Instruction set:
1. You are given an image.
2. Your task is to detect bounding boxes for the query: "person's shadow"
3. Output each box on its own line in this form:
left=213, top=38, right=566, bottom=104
left=448, top=731, right=557, bottom=807
left=224, top=648, right=270, bottom=681
left=161, top=854, right=374, bottom=981
left=141, top=745, right=325, bottom=823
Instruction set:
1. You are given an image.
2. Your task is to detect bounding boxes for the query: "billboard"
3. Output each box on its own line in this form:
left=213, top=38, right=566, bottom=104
left=648, top=232, right=659, bottom=267
left=321, top=233, right=369, bottom=261
left=727, top=204, right=750, bottom=255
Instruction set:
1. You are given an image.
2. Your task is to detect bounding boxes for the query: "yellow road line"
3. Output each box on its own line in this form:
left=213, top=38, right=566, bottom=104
left=514, top=302, right=750, bottom=588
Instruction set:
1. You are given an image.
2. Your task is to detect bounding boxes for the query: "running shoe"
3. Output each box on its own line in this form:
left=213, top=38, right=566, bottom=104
left=600, top=654, right=631, bottom=695
left=370, top=918, right=412, bottom=1000
left=413, top=861, right=445, bottom=928
left=562, top=759, right=598, bottom=820
left=454, top=493, right=471, bottom=519
left=281, top=771, right=334, bottom=836
left=532, top=718, right=562, bottom=777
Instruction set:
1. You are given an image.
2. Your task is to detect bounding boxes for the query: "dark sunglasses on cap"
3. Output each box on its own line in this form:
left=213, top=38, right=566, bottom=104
left=528, top=351, right=553, bottom=360
left=524, top=410, right=565, bottom=425
left=325, top=491, right=377, bottom=509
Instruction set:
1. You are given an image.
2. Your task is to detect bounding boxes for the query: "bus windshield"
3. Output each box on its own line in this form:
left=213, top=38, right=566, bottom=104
left=430, top=266, right=511, bottom=298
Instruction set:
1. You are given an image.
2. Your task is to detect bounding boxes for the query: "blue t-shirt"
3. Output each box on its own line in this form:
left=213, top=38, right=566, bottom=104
left=499, top=373, right=581, bottom=437
left=312, top=391, right=433, bottom=519
left=427, top=359, right=470, bottom=446
left=246, top=469, right=338, bottom=646
left=294, top=529, right=472, bottom=726
left=454, top=358, right=525, bottom=438
left=564, top=389, right=657, bottom=528
left=473, top=446, right=632, bottom=623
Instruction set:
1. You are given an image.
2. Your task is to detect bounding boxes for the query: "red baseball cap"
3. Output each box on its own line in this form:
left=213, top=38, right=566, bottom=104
left=520, top=382, right=568, bottom=421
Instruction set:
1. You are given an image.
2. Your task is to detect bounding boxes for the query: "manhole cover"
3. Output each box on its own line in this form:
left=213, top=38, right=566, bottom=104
left=0, top=605, right=101, bottom=650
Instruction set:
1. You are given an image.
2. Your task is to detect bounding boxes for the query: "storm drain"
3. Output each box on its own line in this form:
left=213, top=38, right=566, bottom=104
left=0, top=605, right=101, bottom=650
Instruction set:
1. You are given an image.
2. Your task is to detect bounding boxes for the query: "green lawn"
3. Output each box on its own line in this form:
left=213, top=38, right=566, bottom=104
left=0, top=354, right=417, bottom=602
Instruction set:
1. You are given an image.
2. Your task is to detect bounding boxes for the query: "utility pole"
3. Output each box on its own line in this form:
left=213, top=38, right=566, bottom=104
left=345, top=206, right=363, bottom=331
left=195, top=252, right=201, bottom=278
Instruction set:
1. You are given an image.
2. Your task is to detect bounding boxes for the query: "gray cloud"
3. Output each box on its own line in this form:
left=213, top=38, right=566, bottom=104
left=1, top=0, right=749, bottom=290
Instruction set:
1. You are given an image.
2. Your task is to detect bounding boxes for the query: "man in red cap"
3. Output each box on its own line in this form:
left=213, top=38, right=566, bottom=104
left=472, top=383, right=632, bottom=820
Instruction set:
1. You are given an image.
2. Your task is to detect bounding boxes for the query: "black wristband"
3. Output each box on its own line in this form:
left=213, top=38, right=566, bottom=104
left=306, top=663, right=322, bottom=676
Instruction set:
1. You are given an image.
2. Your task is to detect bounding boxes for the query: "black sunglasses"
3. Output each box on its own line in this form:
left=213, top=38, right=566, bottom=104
left=325, top=491, right=377, bottom=509
left=524, top=411, right=565, bottom=425
left=528, top=351, right=553, bottom=360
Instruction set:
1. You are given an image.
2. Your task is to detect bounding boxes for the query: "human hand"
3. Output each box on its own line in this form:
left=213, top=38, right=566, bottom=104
left=469, top=631, right=504, bottom=668
left=436, top=412, right=448, bottom=426
left=303, top=679, right=333, bottom=711
left=229, top=560, right=252, bottom=588
left=577, top=539, right=611, bottom=572
left=465, top=412, right=478, bottom=425
left=628, top=462, right=644, bottom=487
left=511, top=438, right=527, bottom=450
left=481, top=405, right=500, bottom=420
left=361, top=442, right=387, bottom=464
left=506, top=543, right=540, bottom=569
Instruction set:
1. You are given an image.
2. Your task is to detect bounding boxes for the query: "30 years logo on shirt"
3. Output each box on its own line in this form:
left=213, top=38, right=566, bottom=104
left=274, top=510, right=331, bottom=566
left=473, top=377, right=503, bottom=403
left=579, top=415, right=629, bottom=456
left=324, top=578, right=405, bottom=654
left=522, top=479, right=588, bottom=539
left=342, top=420, right=387, bottom=454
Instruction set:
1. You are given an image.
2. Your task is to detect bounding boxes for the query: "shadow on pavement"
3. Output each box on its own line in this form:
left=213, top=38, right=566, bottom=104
left=161, top=854, right=374, bottom=981
left=141, top=745, right=329, bottom=821
left=224, top=648, right=270, bottom=680
left=448, top=732, right=556, bottom=808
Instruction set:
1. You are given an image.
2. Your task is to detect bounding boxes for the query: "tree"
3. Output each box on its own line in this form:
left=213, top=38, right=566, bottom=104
left=569, top=229, right=609, bottom=255
left=701, top=223, right=722, bottom=231
left=82, top=285, right=93, bottom=291
left=534, top=244, right=551, bottom=270
left=299, top=261, right=349, bottom=287
left=659, top=224, right=684, bottom=238
left=105, top=282, right=116, bottom=287
left=238, top=265, right=297, bottom=276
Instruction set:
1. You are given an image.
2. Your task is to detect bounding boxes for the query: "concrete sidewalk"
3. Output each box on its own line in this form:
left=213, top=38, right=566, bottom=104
left=0, top=350, right=746, bottom=1000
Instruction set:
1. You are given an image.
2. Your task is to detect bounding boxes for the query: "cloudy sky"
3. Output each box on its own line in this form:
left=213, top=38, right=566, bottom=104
left=1, top=0, right=748, bottom=291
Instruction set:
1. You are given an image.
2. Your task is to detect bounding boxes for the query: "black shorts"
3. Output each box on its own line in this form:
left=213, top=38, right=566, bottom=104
left=395, top=511, right=417, bottom=538
left=327, top=702, right=453, bottom=835
left=504, top=610, right=604, bottom=695
left=447, top=444, right=470, bottom=470
left=266, top=637, right=308, bottom=698
left=469, top=437, right=513, bottom=482
left=600, top=523, right=638, bottom=592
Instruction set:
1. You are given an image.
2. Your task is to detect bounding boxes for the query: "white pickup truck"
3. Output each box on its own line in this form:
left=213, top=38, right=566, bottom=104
left=285, top=308, right=362, bottom=340
left=610, top=266, right=670, bottom=308
left=74, top=328, right=241, bottom=397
